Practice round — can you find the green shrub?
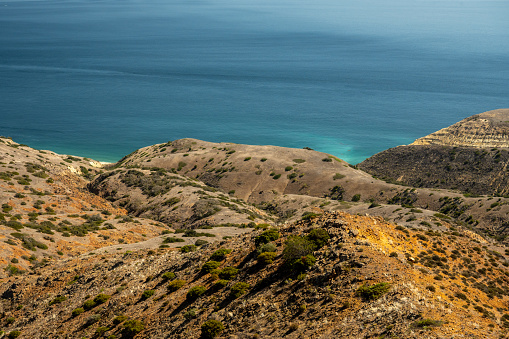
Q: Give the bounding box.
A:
[123,319,144,336]
[285,166,293,171]
[282,236,315,269]
[351,194,361,202]
[7,331,21,339]
[141,290,155,299]
[186,286,206,300]
[201,261,221,274]
[184,307,199,320]
[257,242,277,254]
[255,229,280,246]
[230,282,250,298]
[180,245,197,253]
[357,282,391,301]
[412,319,443,328]
[93,293,111,304]
[195,239,208,246]
[168,279,186,292]
[257,252,276,265]
[162,272,176,281]
[201,319,224,339]
[112,314,128,324]
[96,327,109,336]
[292,254,316,272]
[49,295,67,305]
[216,267,238,280]
[83,299,96,310]
[6,316,15,324]
[306,228,330,249]
[301,212,319,220]
[163,237,185,243]
[212,279,228,290]
[209,248,232,261]
[72,308,85,317]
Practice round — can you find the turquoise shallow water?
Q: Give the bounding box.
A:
[0,0,508,164]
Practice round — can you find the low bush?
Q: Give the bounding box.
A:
[255,229,280,246]
[72,308,84,317]
[186,286,206,300]
[230,282,250,298]
[161,272,175,281]
[201,319,224,339]
[216,267,238,280]
[209,248,232,261]
[168,279,186,292]
[180,245,197,253]
[93,293,111,304]
[357,282,391,301]
[141,290,155,299]
[201,261,221,274]
[123,319,144,336]
[49,295,67,305]
[257,252,276,265]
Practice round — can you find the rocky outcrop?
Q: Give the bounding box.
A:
[412,109,509,148]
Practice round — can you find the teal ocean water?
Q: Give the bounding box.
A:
[1,0,508,164]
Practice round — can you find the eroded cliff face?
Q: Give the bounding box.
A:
[412,109,509,148]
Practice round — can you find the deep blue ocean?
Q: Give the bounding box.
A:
[1,0,508,164]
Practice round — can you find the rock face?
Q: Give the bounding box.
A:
[359,108,509,197]
[412,109,509,148]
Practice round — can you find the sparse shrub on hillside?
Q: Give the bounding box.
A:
[168,279,186,292]
[195,239,208,246]
[257,242,276,254]
[96,327,109,336]
[293,159,306,163]
[180,245,197,253]
[301,211,319,220]
[282,236,315,269]
[122,319,144,336]
[351,194,361,202]
[209,248,232,261]
[141,290,155,299]
[285,166,293,171]
[306,228,330,249]
[322,157,332,162]
[184,307,199,320]
[257,252,277,265]
[216,267,238,280]
[112,314,128,324]
[201,261,221,274]
[327,185,345,200]
[49,295,67,305]
[255,229,280,246]
[84,314,101,327]
[357,282,391,301]
[333,173,345,180]
[212,279,229,290]
[186,286,206,300]
[162,272,176,281]
[230,282,250,298]
[201,319,224,339]
[163,237,185,243]
[412,319,443,328]
[7,331,21,339]
[72,308,84,317]
[94,293,111,305]
[83,299,96,310]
